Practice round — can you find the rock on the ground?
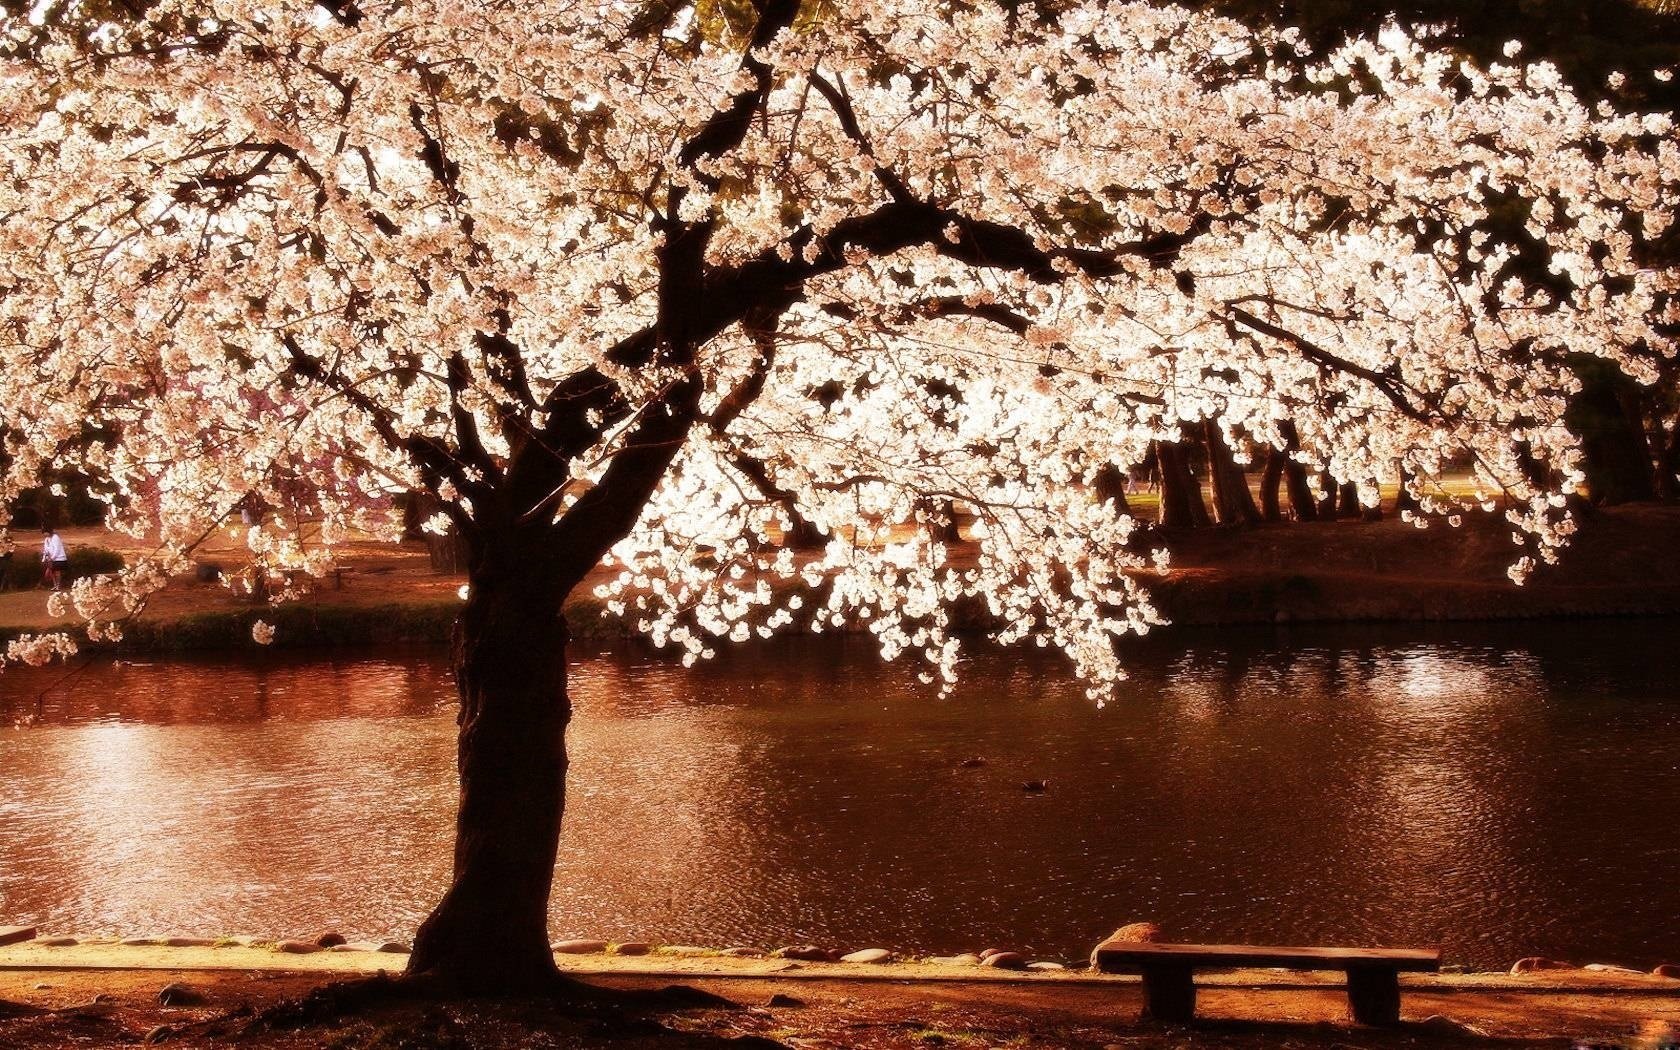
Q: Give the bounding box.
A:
[314,931,346,948]
[720,947,765,958]
[1509,956,1572,974]
[841,948,893,964]
[551,939,609,954]
[1108,922,1162,943]
[162,937,217,948]
[1584,963,1643,975]
[157,983,207,1006]
[981,952,1028,970]
[37,936,78,947]
[610,942,652,956]
[771,946,831,961]
[1654,964,1680,979]
[1026,961,1065,971]
[119,936,162,946]
[273,940,323,954]
[766,993,805,1008]
[375,942,411,954]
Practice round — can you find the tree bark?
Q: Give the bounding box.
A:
[1259,447,1284,522]
[1565,358,1657,505]
[1203,421,1262,526]
[1337,480,1361,520]
[1155,440,1211,527]
[925,498,964,544]
[1395,465,1420,515]
[1277,422,1317,522]
[1094,463,1131,517]
[407,534,570,994]
[1316,472,1338,521]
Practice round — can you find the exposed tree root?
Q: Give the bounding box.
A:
[143,968,752,1046]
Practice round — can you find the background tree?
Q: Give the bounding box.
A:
[1,0,1674,997]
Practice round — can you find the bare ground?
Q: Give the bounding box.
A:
[2,953,1679,1049]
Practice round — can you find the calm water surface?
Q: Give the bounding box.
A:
[1,621,1677,968]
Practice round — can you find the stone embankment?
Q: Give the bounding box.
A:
[6,924,1679,985]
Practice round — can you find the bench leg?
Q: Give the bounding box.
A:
[1141,964,1197,1023]
[1346,966,1401,1025]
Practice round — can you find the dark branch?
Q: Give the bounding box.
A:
[1227,306,1431,421]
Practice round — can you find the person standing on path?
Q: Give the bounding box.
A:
[40,526,68,591]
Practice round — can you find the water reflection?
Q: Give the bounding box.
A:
[0,622,1677,968]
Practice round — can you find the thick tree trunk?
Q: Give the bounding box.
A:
[1316,472,1338,520]
[1094,463,1132,517]
[1259,447,1284,522]
[1395,466,1420,515]
[1565,358,1657,505]
[1283,461,1317,522]
[1156,440,1211,528]
[408,541,570,994]
[1336,481,1361,520]
[1275,421,1316,522]
[1203,421,1262,526]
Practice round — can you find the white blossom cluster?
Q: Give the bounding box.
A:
[0,0,1673,691]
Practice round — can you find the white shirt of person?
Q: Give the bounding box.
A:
[42,533,67,562]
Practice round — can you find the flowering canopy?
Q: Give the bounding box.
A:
[2,0,1675,689]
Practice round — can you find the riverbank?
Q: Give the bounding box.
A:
[2,942,1678,1048]
[2,505,1678,653]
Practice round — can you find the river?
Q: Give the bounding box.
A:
[1,619,1676,969]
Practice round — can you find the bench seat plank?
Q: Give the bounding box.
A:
[1094,941,1440,973]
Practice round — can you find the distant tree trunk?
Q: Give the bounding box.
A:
[1156,440,1211,527]
[1395,466,1420,515]
[1360,484,1383,522]
[1284,463,1318,522]
[401,491,427,540]
[1316,472,1338,520]
[408,528,569,993]
[409,491,472,572]
[1658,416,1680,500]
[1259,447,1284,522]
[1565,358,1657,505]
[1277,421,1316,522]
[1337,481,1361,519]
[927,498,964,544]
[428,527,471,573]
[1203,421,1262,526]
[1094,463,1131,517]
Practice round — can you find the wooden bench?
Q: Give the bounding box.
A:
[1092,940,1441,1025]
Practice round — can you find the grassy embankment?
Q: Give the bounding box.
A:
[2,503,1678,654]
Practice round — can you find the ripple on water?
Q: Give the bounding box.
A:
[0,622,1678,965]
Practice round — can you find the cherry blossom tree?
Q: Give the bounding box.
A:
[2,0,1675,994]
